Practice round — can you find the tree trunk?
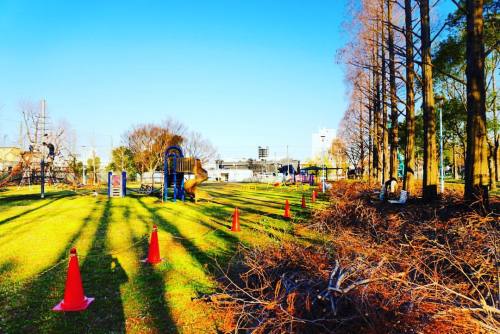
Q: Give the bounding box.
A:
[372,48,381,182]
[464,0,489,207]
[359,101,365,176]
[488,67,497,190]
[403,0,415,195]
[381,1,389,183]
[373,29,383,184]
[387,0,399,181]
[420,0,438,202]
[491,64,499,182]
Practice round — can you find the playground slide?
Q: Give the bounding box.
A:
[183,159,208,200]
[0,160,24,187]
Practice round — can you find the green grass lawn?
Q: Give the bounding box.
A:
[0,182,326,334]
[443,179,500,196]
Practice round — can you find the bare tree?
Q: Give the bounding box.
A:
[125,121,184,184]
[19,100,42,149]
[184,131,217,164]
[18,99,66,162]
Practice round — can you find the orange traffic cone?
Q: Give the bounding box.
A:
[284,199,291,219]
[312,190,317,203]
[231,207,241,232]
[301,195,306,208]
[53,248,94,312]
[142,225,162,264]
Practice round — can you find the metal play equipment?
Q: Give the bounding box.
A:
[107,171,127,198]
[296,173,315,186]
[0,151,67,198]
[0,101,73,197]
[162,145,208,202]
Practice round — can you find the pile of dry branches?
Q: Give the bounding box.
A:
[212,243,380,333]
[211,181,499,333]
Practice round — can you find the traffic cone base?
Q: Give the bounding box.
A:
[53,296,94,312]
[140,257,163,264]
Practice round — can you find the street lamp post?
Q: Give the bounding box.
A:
[439,105,445,193]
[436,96,445,194]
[321,135,326,193]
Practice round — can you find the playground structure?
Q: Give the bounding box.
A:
[297,166,345,184]
[107,171,127,198]
[0,99,75,196]
[0,150,71,194]
[295,173,316,185]
[163,146,208,202]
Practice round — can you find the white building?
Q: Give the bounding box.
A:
[311,128,336,160]
[205,162,254,182]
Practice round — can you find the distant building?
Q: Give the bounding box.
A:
[258,146,269,160]
[213,169,254,182]
[205,157,300,182]
[311,128,336,159]
[0,147,21,171]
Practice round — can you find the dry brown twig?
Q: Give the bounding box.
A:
[207,181,499,333]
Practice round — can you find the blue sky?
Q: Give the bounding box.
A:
[0,1,453,162]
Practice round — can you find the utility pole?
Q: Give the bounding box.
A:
[41,99,46,140]
[38,99,48,152]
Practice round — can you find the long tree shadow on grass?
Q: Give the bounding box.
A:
[136,198,240,273]
[32,198,133,333]
[0,196,68,227]
[50,198,129,333]
[0,190,76,205]
[197,199,327,250]
[0,198,88,244]
[206,190,289,209]
[202,198,311,231]
[123,203,178,333]
[0,198,125,333]
[206,191,311,222]
[197,204,301,245]
[204,185,307,203]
